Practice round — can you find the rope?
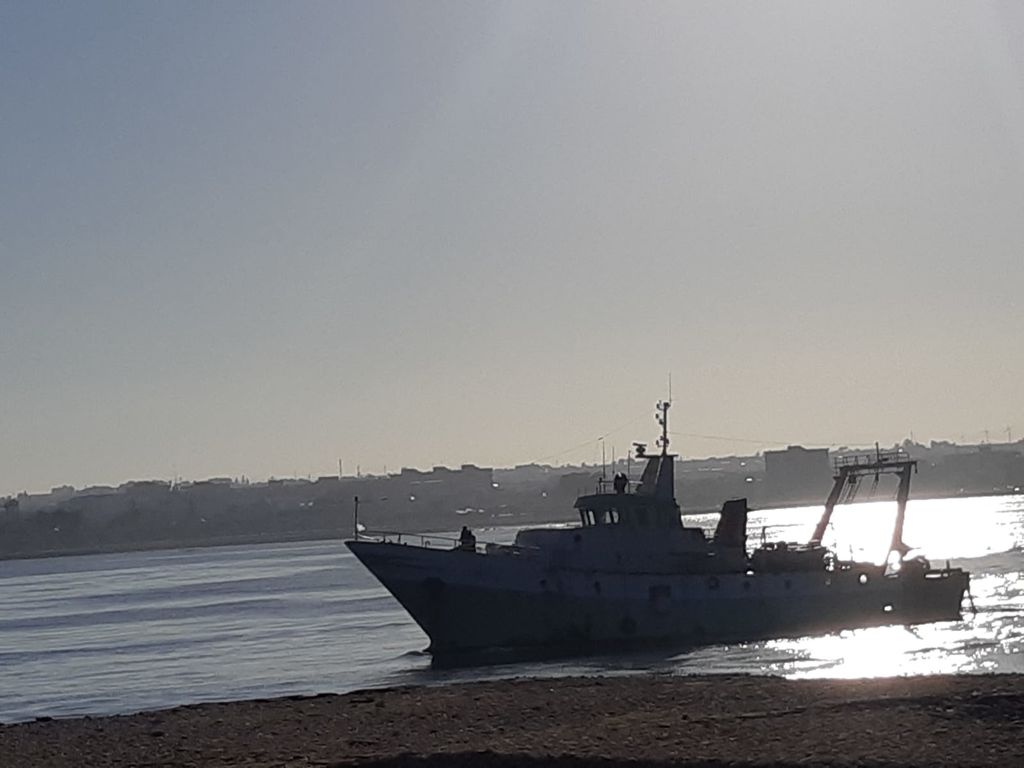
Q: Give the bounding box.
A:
[529,411,650,465]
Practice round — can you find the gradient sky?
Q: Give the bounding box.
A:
[2,1,1023,495]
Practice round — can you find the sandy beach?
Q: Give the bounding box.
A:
[2,674,1023,767]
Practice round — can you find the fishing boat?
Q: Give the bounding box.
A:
[347,402,970,660]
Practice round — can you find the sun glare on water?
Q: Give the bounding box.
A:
[759,495,1023,565]
[725,495,1024,679]
[765,623,995,679]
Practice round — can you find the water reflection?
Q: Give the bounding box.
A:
[744,494,1024,680]
[763,624,993,679]
[1,495,1021,722]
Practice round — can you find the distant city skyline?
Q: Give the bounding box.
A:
[4,418,1019,497]
[3,2,1023,497]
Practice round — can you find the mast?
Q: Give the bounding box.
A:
[656,400,670,456]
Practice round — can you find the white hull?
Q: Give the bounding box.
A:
[347,540,968,657]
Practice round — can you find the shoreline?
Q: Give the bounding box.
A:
[4,489,1021,563]
[3,674,1023,767]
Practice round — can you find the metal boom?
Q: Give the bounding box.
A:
[810,447,917,560]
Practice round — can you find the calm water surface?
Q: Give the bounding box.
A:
[1,495,1022,722]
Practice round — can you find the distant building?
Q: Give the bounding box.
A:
[49,485,76,503]
[1,496,19,522]
[940,444,1024,493]
[119,480,172,503]
[78,485,117,497]
[764,446,832,503]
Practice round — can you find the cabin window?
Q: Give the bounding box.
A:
[584,508,618,525]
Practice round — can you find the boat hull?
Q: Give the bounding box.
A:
[346,540,968,659]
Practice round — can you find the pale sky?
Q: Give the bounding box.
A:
[2,1,1023,496]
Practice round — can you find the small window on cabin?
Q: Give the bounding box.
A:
[609,508,619,524]
[586,509,596,526]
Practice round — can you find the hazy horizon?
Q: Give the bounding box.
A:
[3,411,1018,497]
[3,2,1023,497]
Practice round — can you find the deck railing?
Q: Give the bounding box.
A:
[833,449,913,471]
[355,529,462,549]
[354,529,539,556]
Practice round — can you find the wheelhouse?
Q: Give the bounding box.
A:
[573,493,681,529]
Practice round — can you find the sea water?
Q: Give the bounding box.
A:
[1,495,1022,723]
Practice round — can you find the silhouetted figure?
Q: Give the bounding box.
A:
[458,525,476,552]
[613,473,628,494]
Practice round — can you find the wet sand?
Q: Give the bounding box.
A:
[3,674,1022,767]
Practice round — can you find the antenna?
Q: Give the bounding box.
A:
[668,372,672,404]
